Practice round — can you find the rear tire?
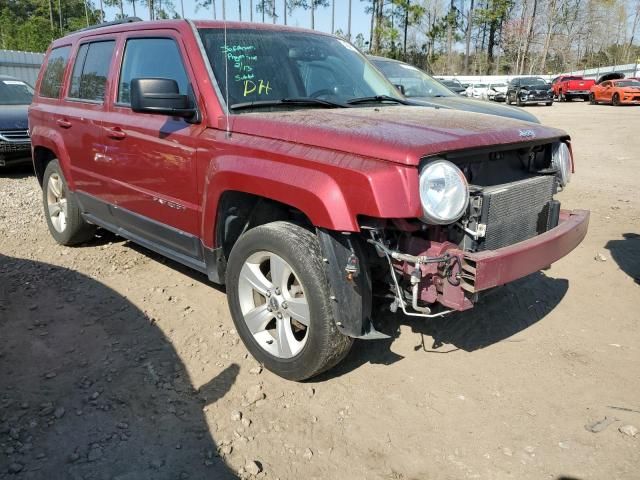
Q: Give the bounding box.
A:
[226,221,353,381]
[546,102,553,106]
[42,160,95,246]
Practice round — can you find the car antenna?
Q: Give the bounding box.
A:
[223,18,231,138]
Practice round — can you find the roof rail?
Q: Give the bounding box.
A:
[75,17,143,33]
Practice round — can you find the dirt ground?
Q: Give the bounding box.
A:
[1,102,639,480]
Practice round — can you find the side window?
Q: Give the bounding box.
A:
[39,46,71,98]
[68,40,116,102]
[118,38,189,105]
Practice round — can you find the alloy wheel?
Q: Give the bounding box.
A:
[237,251,310,359]
[46,173,68,233]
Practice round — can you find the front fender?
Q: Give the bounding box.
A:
[198,132,422,248]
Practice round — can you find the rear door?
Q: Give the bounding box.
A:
[59,37,117,200]
[100,31,205,261]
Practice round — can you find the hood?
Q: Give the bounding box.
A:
[411,96,540,123]
[0,105,29,130]
[490,86,508,93]
[597,72,625,84]
[228,106,563,166]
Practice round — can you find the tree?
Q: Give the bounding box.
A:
[0,0,101,52]
[290,0,329,29]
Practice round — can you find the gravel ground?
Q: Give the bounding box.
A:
[1,101,639,479]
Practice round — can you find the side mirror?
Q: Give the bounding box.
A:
[130,78,196,119]
[394,84,406,95]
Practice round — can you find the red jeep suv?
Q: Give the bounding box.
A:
[29,19,589,380]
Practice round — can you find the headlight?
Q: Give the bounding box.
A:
[551,142,572,187]
[419,160,469,224]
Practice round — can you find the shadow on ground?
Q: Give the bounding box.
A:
[320,271,568,381]
[605,233,640,284]
[0,164,33,179]
[0,254,238,479]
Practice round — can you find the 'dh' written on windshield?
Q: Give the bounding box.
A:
[221,44,272,97]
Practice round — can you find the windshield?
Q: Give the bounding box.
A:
[472,83,487,88]
[617,80,640,87]
[521,78,548,86]
[372,61,453,98]
[0,79,33,105]
[198,28,402,110]
[489,83,506,88]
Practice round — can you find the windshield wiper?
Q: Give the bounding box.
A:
[229,97,346,111]
[346,95,410,105]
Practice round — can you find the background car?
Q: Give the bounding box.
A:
[0,75,33,168]
[483,82,508,102]
[437,78,466,95]
[370,57,539,123]
[590,78,640,105]
[551,75,595,101]
[506,77,553,106]
[465,82,489,99]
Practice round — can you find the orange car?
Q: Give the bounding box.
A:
[590,78,640,105]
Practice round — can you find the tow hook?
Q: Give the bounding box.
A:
[344,253,360,281]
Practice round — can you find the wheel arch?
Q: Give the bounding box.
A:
[30,127,74,188]
[33,146,57,186]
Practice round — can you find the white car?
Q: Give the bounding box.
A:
[483,83,508,101]
[465,83,489,99]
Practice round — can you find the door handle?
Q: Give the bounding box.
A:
[56,119,72,129]
[106,127,127,140]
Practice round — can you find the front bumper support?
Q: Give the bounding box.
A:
[459,209,589,293]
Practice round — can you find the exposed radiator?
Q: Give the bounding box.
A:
[478,175,555,251]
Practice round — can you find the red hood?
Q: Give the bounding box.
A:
[225,106,567,166]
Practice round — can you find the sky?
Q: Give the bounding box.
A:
[102,1,373,41]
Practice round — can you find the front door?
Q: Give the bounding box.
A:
[101,33,205,261]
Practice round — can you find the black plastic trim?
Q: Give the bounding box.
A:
[75,191,225,283]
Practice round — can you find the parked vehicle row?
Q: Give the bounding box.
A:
[370,57,540,122]
[28,19,588,380]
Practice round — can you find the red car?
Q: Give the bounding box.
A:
[28,19,589,380]
[551,75,595,101]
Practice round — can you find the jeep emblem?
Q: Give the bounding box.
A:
[519,129,536,138]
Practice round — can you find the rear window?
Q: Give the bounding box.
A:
[68,40,116,102]
[39,46,71,98]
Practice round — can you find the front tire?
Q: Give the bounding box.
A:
[589,93,596,104]
[226,221,353,381]
[612,93,621,106]
[516,94,524,107]
[42,160,95,246]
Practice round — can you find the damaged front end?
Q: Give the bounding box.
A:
[319,140,589,338]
